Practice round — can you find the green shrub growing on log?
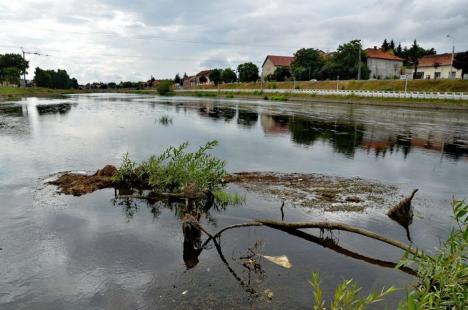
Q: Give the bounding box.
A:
[113,141,227,194]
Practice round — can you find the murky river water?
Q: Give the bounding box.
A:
[0,94,467,309]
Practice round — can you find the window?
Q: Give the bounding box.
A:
[449,71,456,79]
[435,72,441,79]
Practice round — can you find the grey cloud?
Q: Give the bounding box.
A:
[1,0,466,83]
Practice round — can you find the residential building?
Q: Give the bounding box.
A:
[261,55,295,80]
[415,53,463,79]
[365,47,404,79]
[182,70,213,88]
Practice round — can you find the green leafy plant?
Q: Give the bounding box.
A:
[113,141,227,194]
[270,94,289,101]
[397,200,468,309]
[310,272,397,309]
[157,80,173,95]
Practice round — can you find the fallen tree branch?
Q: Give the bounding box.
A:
[208,220,422,258]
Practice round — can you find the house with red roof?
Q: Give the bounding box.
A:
[261,55,295,80]
[365,47,403,79]
[414,53,463,79]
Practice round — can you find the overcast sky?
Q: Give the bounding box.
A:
[1,0,467,83]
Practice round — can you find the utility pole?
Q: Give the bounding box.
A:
[20,47,50,87]
[446,35,455,79]
[357,47,362,80]
[404,74,409,93]
[336,75,339,91]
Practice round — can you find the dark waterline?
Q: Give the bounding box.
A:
[0,94,467,309]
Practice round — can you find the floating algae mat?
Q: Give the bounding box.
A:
[226,172,399,212]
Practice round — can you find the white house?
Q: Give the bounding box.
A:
[365,47,404,79]
[261,55,295,80]
[415,53,463,79]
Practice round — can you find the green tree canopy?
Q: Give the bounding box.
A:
[209,69,223,85]
[0,53,29,84]
[329,40,369,80]
[237,62,259,82]
[33,67,78,89]
[453,51,468,79]
[221,68,237,83]
[381,39,390,51]
[174,73,181,85]
[291,48,325,81]
[271,67,291,81]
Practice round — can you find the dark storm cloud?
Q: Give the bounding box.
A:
[0,0,466,82]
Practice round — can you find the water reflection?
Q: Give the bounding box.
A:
[194,106,468,160]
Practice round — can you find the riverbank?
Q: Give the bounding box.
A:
[3,86,468,110]
[192,79,468,92]
[171,90,468,110]
[0,87,89,101]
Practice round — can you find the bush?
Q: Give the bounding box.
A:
[397,200,468,309]
[157,80,173,95]
[311,272,397,309]
[113,141,227,194]
[270,94,288,101]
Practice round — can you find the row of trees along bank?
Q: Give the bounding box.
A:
[0,53,78,89]
[173,39,468,84]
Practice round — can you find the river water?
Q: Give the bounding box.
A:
[0,94,467,309]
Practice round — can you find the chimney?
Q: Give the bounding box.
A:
[374,46,377,50]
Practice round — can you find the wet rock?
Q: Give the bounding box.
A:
[36,103,71,115]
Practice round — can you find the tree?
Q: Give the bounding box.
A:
[237,62,259,82]
[157,80,173,95]
[329,40,370,80]
[382,39,390,51]
[407,40,426,78]
[453,51,468,79]
[174,73,181,85]
[209,69,223,85]
[33,67,78,89]
[272,67,291,81]
[33,67,52,87]
[0,53,29,84]
[69,78,79,89]
[291,48,325,81]
[1,67,21,84]
[221,68,237,83]
[389,40,395,51]
[395,43,403,57]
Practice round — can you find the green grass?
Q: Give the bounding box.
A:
[178,90,468,107]
[0,86,84,99]
[189,80,468,92]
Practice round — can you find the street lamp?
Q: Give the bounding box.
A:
[446,34,455,79]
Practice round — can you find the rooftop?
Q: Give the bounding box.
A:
[264,55,295,67]
[418,53,454,67]
[365,48,403,61]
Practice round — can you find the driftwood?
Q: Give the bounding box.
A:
[205,219,421,257]
[387,189,418,241]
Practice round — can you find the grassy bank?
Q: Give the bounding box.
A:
[0,87,89,101]
[178,90,468,110]
[192,80,468,92]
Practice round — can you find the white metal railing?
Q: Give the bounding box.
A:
[177,88,468,100]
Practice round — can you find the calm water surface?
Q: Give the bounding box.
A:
[0,94,467,309]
